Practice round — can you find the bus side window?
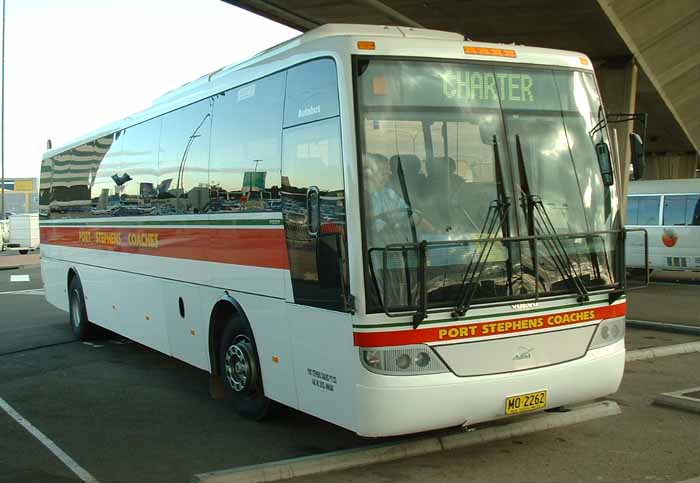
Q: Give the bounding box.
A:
[637,196,660,226]
[281,58,348,311]
[120,119,161,216]
[626,197,639,224]
[686,195,700,226]
[210,73,285,213]
[663,195,686,226]
[158,100,212,215]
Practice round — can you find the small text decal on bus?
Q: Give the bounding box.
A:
[298,105,321,118]
[307,368,337,392]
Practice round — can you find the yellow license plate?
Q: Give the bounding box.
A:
[505,390,547,415]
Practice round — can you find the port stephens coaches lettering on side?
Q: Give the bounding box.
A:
[40,24,630,437]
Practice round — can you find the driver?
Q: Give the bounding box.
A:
[363,153,414,246]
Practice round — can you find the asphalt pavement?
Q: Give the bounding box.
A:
[0,261,699,482]
[627,281,700,327]
[290,352,700,483]
[0,264,74,356]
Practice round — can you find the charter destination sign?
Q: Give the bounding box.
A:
[441,70,535,103]
[362,61,571,111]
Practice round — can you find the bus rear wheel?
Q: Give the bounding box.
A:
[68,277,97,340]
[219,317,270,420]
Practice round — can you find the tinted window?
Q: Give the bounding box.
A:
[283,117,344,193]
[158,99,212,215]
[626,197,639,225]
[44,136,113,219]
[687,195,700,226]
[210,73,285,212]
[119,119,161,216]
[91,131,125,215]
[637,196,660,225]
[281,116,348,310]
[663,195,686,226]
[283,59,339,128]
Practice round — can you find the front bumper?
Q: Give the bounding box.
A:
[354,340,625,437]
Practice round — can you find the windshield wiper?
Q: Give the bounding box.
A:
[451,135,511,318]
[515,135,589,302]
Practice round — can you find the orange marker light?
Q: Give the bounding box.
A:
[272,356,280,363]
[357,40,376,50]
[464,46,516,58]
[579,57,590,65]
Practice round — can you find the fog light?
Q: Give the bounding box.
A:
[359,345,449,375]
[590,316,625,350]
[415,351,431,367]
[396,354,411,369]
[363,350,382,369]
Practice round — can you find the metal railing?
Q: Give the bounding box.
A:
[367,227,649,322]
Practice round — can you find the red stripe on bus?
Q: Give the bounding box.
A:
[40,226,289,270]
[353,302,627,347]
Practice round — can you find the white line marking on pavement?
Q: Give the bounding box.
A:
[10,274,30,282]
[0,288,45,296]
[0,396,101,482]
[82,342,104,348]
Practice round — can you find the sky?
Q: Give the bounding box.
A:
[1,0,299,180]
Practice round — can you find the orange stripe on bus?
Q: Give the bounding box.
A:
[40,226,289,270]
[353,303,627,347]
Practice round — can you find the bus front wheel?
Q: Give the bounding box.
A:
[219,317,270,420]
[68,277,97,340]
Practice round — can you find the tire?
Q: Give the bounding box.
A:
[68,277,97,340]
[219,315,270,420]
[19,249,28,255]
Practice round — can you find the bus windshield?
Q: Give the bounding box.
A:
[356,58,620,313]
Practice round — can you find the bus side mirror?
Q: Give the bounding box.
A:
[630,133,645,180]
[595,142,614,186]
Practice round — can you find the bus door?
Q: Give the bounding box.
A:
[280,59,355,430]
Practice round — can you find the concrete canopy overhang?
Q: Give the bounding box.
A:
[223,0,697,156]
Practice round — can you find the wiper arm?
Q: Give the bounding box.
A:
[515,135,589,302]
[395,156,418,244]
[452,135,511,318]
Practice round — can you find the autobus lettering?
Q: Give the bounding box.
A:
[93,231,122,246]
[546,310,595,326]
[127,232,159,249]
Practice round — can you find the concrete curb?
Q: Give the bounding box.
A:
[191,400,620,483]
[626,341,700,362]
[628,319,700,337]
[653,386,700,415]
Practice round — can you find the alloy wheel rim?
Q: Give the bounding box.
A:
[224,338,252,393]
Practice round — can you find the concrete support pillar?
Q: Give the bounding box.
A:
[595,57,638,222]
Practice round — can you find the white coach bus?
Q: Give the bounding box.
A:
[40,24,633,437]
[625,179,700,272]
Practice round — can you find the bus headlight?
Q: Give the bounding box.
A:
[589,316,625,350]
[360,345,449,375]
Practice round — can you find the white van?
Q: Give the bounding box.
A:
[8,213,40,254]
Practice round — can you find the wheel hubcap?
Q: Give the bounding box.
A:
[224,338,253,392]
